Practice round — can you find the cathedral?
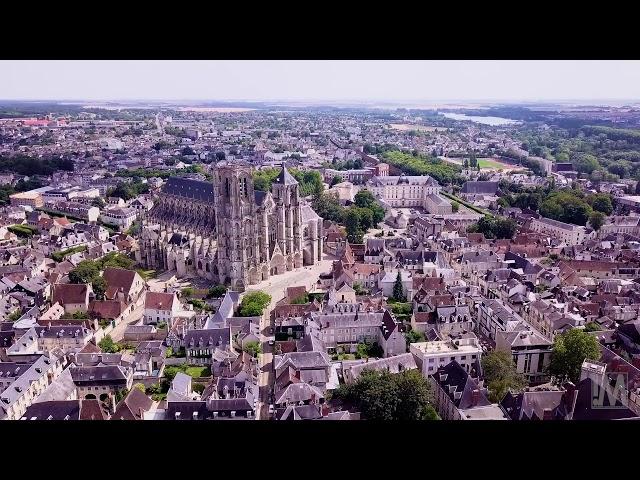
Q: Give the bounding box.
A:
[136,162,323,291]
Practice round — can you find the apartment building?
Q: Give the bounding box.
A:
[495,322,553,383]
[100,207,137,230]
[0,355,61,420]
[529,217,588,245]
[410,333,483,377]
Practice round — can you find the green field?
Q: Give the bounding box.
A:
[477,158,506,169]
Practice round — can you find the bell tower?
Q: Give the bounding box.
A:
[213,163,255,290]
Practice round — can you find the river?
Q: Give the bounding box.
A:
[441,112,520,126]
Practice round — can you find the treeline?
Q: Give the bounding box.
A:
[252,168,323,197]
[107,181,149,201]
[379,150,462,185]
[322,158,364,171]
[313,189,385,243]
[0,155,74,176]
[499,182,614,227]
[467,217,517,239]
[115,164,205,180]
[581,125,640,144]
[539,189,613,227]
[517,124,640,180]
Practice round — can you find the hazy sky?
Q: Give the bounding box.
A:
[1,60,640,103]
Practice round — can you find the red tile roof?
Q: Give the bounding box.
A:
[144,292,176,311]
[52,283,90,306]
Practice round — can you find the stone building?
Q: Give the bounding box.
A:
[137,163,323,290]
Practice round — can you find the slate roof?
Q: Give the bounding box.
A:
[571,377,638,420]
[274,382,324,405]
[433,360,492,409]
[501,390,568,421]
[69,365,129,386]
[461,181,499,195]
[21,400,81,420]
[112,387,153,420]
[166,401,209,420]
[184,328,230,349]
[274,165,298,186]
[274,351,331,372]
[279,404,323,420]
[163,177,214,203]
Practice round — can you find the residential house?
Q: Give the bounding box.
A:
[429,360,508,420]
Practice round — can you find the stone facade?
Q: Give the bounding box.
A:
[137,163,323,290]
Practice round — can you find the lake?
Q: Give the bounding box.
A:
[441,112,520,126]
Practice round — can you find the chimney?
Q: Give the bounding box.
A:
[563,381,577,414]
[471,388,480,406]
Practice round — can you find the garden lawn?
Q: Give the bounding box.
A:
[477,158,506,169]
[185,366,211,378]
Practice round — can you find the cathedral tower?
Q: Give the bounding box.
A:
[271,164,303,270]
[213,163,256,290]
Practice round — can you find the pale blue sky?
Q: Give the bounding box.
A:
[1,60,639,103]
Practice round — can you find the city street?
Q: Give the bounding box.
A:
[247,253,335,419]
[109,292,146,342]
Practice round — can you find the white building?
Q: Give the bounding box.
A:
[143,291,180,327]
[529,217,588,245]
[100,207,138,231]
[410,333,483,377]
[367,174,441,209]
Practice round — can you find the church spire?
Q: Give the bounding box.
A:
[275,163,298,186]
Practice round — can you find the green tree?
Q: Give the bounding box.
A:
[584,322,602,332]
[181,287,195,298]
[92,276,107,300]
[242,341,262,358]
[238,291,272,317]
[392,271,406,301]
[589,194,613,215]
[193,383,206,395]
[206,285,227,298]
[344,208,363,243]
[451,201,460,213]
[98,335,120,353]
[91,197,106,208]
[589,211,606,231]
[133,383,146,393]
[574,154,600,174]
[467,216,517,239]
[312,192,345,223]
[330,175,342,187]
[482,350,527,402]
[352,282,367,295]
[549,328,601,383]
[405,329,425,347]
[69,260,100,284]
[332,369,438,420]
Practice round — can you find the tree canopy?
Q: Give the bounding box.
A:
[481,350,527,402]
[379,150,462,185]
[549,328,601,383]
[331,369,439,420]
[467,216,517,239]
[238,291,272,317]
